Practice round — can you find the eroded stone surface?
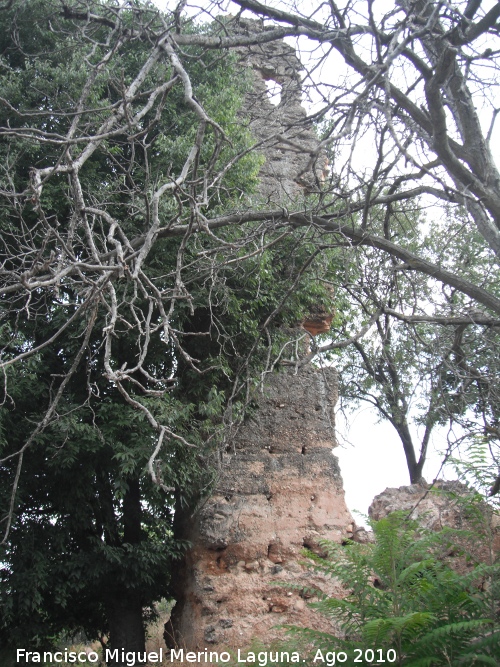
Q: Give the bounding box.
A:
[369,480,500,567]
[371,480,481,528]
[167,368,353,650]
[165,23,347,651]
[234,18,328,203]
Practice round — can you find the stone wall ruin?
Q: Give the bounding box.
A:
[165,23,500,650]
[165,22,351,651]
[167,368,354,649]
[235,18,328,202]
[370,481,500,565]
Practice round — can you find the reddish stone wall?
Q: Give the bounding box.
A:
[369,480,500,568]
[167,368,354,650]
[165,24,346,651]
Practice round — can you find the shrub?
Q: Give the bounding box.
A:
[285,511,500,666]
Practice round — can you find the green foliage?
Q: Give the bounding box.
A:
[325,200,500,483]
[284,511,500,666]
[0,0,340,651]
[452,438,500,511]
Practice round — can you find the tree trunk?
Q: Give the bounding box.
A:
[106,594,146,665]
[164,489,194,649]
[105,477,146,665]
[393,420,424,484]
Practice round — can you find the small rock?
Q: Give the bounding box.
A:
[245,560,259,571]
[204,626,217,643]
[351,528,374,544]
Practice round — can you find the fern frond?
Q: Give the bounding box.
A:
[409,618,494,654]
[284,510,500,667]
[404,658,439,667]
[455,653,500,666]
[363,611,434,644]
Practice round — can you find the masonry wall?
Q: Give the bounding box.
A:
[235,18,328,202]
[167,367,354,649]
[165,22,350,650]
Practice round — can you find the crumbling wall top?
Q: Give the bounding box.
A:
[232,18,327,201]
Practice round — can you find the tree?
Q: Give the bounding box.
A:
[112,0,500,487]
[326,206,500,483]
[189,0,500,487]
[0,0,336,654]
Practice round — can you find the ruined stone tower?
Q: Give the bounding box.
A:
[167,368,353,649]
[166,20,352,650]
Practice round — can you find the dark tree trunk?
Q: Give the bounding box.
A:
[104,477,146,665]
[164,489,196,649]
[394,419,424,484]
[106,594,146,665]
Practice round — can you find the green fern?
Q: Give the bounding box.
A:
[284,510,500,666]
